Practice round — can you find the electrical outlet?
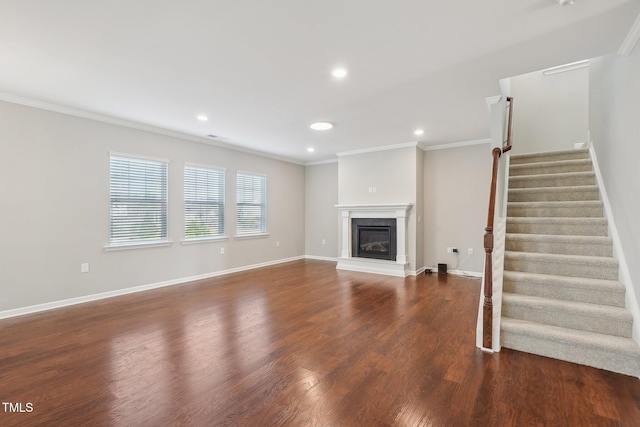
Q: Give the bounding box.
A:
[447,247,452,254]
[322,239,326,245]
[80,263,89,273]
[468,248,473,255]
[276,241,280,247]
[220,247,225,255]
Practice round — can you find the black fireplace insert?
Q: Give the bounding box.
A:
[352,218,397,261]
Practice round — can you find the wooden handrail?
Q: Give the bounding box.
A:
[483,147,502,348]
[483,96,514,349]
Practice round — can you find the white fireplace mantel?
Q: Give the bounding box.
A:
[335,203,413,277]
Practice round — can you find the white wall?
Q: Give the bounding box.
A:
[588,50,640,316]
[0,101,305,312]
[305,162,339,259]
[423,143,491,274]
[507,66,589,154]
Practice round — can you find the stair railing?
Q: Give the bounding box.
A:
[478,96,513,351]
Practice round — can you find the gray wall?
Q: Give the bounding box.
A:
[589,50,640,312]
[423,143,491,274]
[0,101,305,312]
[508,67,589,154]
[305,162,339,259]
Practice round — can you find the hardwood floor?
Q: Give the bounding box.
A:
[1,259,639,426]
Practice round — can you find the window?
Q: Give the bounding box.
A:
[236,172,267,236]
[184,164,225,239]
[109,154,168,245]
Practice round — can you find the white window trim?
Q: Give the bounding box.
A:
[104,240,173,251]
[109,151,170,164]
[234,232,270,240]
[181,236,229,245]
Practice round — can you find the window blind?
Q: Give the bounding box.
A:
[184,165,225,239]
[236,172,267,235]
[109,155,168,244]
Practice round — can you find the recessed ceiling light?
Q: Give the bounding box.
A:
[331,68,348,78]
[310,122,333,131]
[197,114,208,121]
[307,147,315,153]
[414,129,424,136]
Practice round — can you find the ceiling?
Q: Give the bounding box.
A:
[1,1,639,164]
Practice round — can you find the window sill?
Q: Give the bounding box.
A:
[235,232,270,240]
[104,240,173,251]
[181,236,229,245]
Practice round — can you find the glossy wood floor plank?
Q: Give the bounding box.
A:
[1,260,639,426]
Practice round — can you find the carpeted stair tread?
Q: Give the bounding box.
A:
[506,233,612,245]
[505,233,613,256]
[508,185,600,202]
[509,148,590,165]
[501,317,640,377]
[503,271,625,307]
[507,200,603,218]
[508,171,596,188]
[505,217,608,236]
[504,251,618,280]
[504,250,618,266]
[509,159,593,176]
[502,292,632,337]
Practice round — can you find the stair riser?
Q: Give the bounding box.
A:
[509,175,595,188]
[507,205,603,218]
[505,240,612,257]
[510,151,590,165]
[508,189,600,202]
[503,280,625,306]
[504,257,618,280]
[510,163,592,177]
[502,304,632,337]
[501,331,640,377]
[506,222,608,236]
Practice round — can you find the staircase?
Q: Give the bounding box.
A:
[500,148,640,377]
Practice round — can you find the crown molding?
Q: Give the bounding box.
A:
[619,12,640,56]
[0,92,306,166]
[422,138,491,152]
[305,158,339,166]
[336,141,419,158]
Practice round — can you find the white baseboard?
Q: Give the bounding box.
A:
[304,255,338,262]
[425,266,482,278]
[589,146,640,344]
[411,267,426,276]
[0,256,305,321]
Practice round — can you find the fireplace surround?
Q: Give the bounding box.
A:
[336,203,413,276]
